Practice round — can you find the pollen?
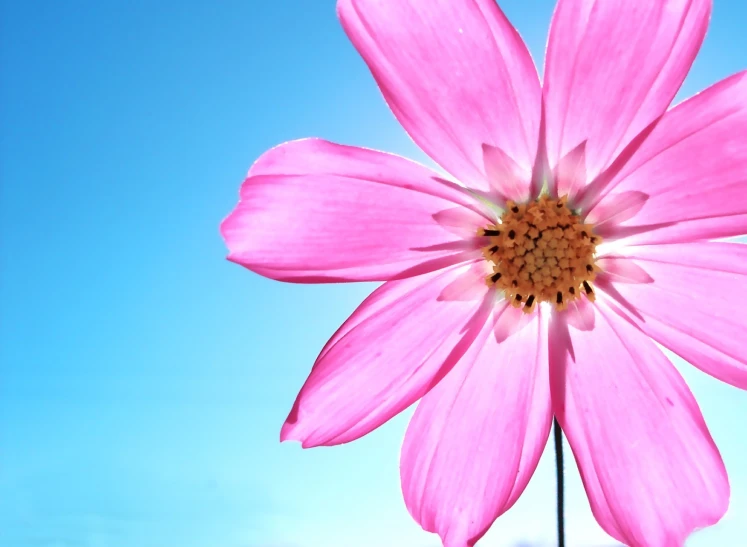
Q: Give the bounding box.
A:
[478,195,601,313]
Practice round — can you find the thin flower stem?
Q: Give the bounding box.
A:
[554,417,565,547]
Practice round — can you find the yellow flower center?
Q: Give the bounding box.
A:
[479,195,601,313]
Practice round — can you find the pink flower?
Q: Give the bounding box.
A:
[221,1,746,545]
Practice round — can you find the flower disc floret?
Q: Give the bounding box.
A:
[480,195,601,312]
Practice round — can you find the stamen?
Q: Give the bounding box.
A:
[479,195,601,312]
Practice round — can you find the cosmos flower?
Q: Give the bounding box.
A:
[221,0,746,545]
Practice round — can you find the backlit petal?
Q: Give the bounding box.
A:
[338,0,541,193]
[549,303,729,546]
[544,0,711,190]
[598,243,747,389]
[222,139,490,282]
[401,306,551,547]
[582,71,747,245]
[281,261,492,447]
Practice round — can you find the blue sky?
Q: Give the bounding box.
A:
[1,1,746,546]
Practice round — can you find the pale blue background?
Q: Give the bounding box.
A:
[1,1,746,546]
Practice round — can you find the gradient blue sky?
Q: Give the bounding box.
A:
[1,1,746,546]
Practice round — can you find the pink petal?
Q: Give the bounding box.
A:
[544,0,711,188]
[553,141,587,203]
[582,71,747,245]
[281,261,492,447]
[482,144,533,204]
[584,191,648,235]
[401,306,551,547]
[221,139,491,283]
[337,0,541,193]
[549,303,729,546]
[564,295,596,331]
[595,256,654,285]
[597,242,747,389]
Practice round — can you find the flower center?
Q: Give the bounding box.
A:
[479,195,601,313]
